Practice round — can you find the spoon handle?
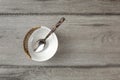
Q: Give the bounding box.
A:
[44,17,65,40]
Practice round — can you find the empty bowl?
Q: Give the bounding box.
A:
[23,26,58,61]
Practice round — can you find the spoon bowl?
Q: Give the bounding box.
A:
[33,39,46,52]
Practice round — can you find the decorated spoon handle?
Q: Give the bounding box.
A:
[44,17,65,40]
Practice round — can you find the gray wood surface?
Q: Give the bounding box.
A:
[0,0,120,79]
[0,67,120,80]
[0,0,120,14]
[0,15,120,66]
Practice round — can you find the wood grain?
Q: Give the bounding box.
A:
[0,15,120,66]
[0,67,120,80]
[0,0,120,79]
[0,0,120,14]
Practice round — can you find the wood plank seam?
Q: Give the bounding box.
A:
[0,13,120,16]
[1,64,120,68]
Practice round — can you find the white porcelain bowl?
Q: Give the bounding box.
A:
[27,26,58,61]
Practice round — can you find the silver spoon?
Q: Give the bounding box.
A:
[33,17,65,52]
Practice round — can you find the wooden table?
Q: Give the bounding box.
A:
[0,0,120,79]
